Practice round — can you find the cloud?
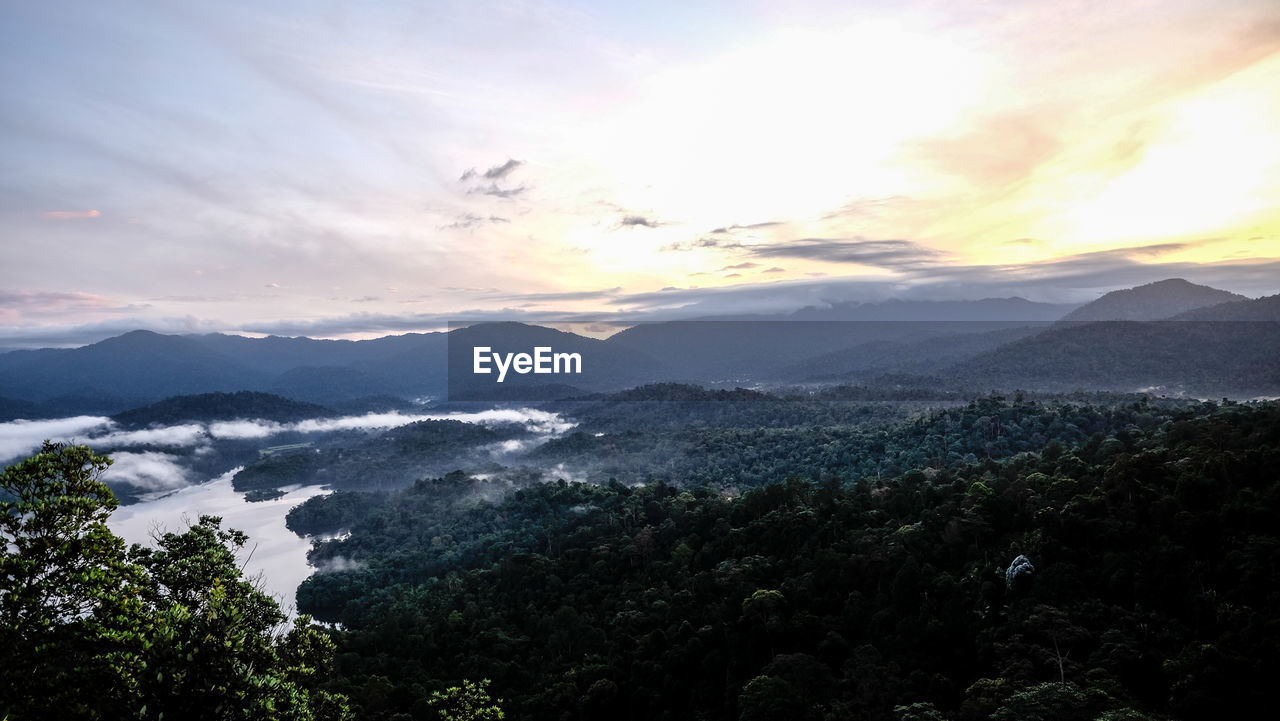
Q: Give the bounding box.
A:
[482,159,523,180]
[605,277,900,315]
[0,291,119,315]
[821,195,916,221]
[896,242,1246,301]
[746,238,943,270]
[662,236,742,252]
[460,159,524,182]
[1000,238,1046,248]
[468,183,527,198]
[721,262,759,270]
[288,408,574,436]
[213,413,452,437]
[0,315,228,351]
[432,408,573,434]
[906,110,1065,187]
[710,221,783,234]
[7,236,1274,347]
[486,287,622,303]
[292,412,431,433]
[4,113,248,209]
[441,213,510,230]
[459,159,527,198]
[312,556,365,574]
[237,305,651,337]
[620,215,661,228]
[97,424,207,448]
[42,209,100,220]
[105,451,191,491]
[0,416,112,462]
[604,243,1280,315]
[207,420,285,440]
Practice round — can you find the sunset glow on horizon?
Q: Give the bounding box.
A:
[2,0,1279,346]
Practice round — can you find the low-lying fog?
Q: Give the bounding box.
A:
[0,408,571,492]
[0,407,574,613]
[107,469,327,612]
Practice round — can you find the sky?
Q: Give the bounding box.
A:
[2,0,1279,348]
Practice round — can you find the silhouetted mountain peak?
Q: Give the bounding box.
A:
[1060,278,1247,322]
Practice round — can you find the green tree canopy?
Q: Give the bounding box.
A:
[0,442,350,720]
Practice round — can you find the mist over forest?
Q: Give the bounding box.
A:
[4,277,1280,719]
[7,0,1280,715]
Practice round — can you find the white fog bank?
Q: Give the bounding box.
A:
[0,407,572,464]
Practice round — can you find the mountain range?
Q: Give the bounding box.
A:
[1,279,1275,417]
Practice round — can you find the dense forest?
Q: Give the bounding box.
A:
[5,392,1278,720]
[231,419,523,493]
[527,387,1205,487]
[111,391,333,427]
[284,395,1279,720]
[0,443,350,720]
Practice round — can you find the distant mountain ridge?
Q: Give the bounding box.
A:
[1,280,1276,414]
[1169,293,1280,321]
[0,330,267,404]
[788,296,1078,321]
[1059,278,1247,322]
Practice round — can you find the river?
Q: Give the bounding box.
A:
[106,469,329,613]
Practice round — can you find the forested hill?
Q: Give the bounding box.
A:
[111,391,332,427]
[290,397,1280,721]
[947,319,1280,395]
[1058,278,1246,322]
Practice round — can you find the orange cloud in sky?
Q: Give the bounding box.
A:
[41,209,101,220]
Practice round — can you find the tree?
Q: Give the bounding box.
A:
[895,702,949,721]
[737,675,812,721]
[427,678,505,721]
[0,443,350,720]
[0,442,148,718]
[990,682,1092,721]
[132,515,351,720]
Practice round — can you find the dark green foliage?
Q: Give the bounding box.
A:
[533,392,1201,488]
[0,442,147,718]
[112,391,332,427]
[427,678,505,720]
[130,516,353,720]
[0,443,350,720]
[951,320,1280,395]
[287,490,390,536]
[233,419,506,492]
[299,399,1279,720]
[246,487,289,502]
